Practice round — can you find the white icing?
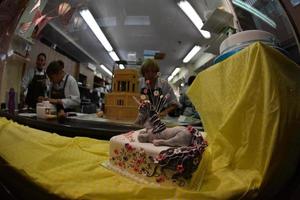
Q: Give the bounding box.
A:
[106,129,207,187]
[220,30,276,54]
[109,130,169,158]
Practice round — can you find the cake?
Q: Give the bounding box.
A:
[103,83,208,187]
[214,30,278,64]
[36,101,56,119]
[219,30,276,54]
[104,127,207,187]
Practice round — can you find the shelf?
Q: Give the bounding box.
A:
[6,52,30,63]
[13,33,34,45]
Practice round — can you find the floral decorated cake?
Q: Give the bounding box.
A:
[103,82,208,187]
[104,126,207,187]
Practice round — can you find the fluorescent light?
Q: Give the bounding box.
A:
[168,67,181,82]
[100,64,112,76]
[171,67,181,77]
[109,51,120,61]
[80,9,113,51]
[183,45,201,63]
[232,0,276,28]
[119,64,125,69]
[177,0,211,39]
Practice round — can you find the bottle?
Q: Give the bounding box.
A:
[8,88,15,115]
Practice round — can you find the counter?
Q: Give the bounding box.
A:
[0,111,202,140]
[0,111,141,140]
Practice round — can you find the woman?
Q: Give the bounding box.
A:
[40,60,80,112]
[140,59,180,117]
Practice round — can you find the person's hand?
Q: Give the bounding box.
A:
[37,96,47,102]
[49,98,61,105]
[57,109,66,123]
[159,111,168,118]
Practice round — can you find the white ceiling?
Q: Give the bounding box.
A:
[41,0,225,78]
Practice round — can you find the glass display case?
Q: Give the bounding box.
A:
[232,0,300,63]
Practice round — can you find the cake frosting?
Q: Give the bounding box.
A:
[220,30,276,54]
[104,127,207,187]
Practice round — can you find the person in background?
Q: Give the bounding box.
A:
[39,60,80,113]
[179,75,200,119]
[21,53,48,109]
[140,59,180,117]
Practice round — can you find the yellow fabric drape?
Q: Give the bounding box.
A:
[188,42,300,199]
[0,42,300,199]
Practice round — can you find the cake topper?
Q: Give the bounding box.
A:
[133,92,208,183]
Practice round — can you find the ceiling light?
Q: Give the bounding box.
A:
[119,64,125,69]
[109,51,120,61]
[183,45,201,63]
[168,67,181,82]
[80,9,113,52]
[124,16,150,26]
[171,67,181,77]
[232,0,276,28]
[100,64,112,76]
[177,0,211,39]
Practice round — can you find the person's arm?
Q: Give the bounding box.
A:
[159,103,178,117]
[21,68,33,91]
[61,75,81,109]
[20,68,34,106]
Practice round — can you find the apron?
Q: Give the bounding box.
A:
[50,75,74,112]
[25,70,47,108]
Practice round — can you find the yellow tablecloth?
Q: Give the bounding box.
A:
[0,42,300,200]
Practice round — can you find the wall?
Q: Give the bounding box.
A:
[79,63,95,89]
[0,55,28,104]
[0,39,79,104]
[27,40,78,77]
[0,0,29,104]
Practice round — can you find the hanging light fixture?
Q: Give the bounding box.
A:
[177,0,211,39]
[58,2,71,16]
[183,45,201,63]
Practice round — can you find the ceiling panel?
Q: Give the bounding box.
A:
[40,0,224,78]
